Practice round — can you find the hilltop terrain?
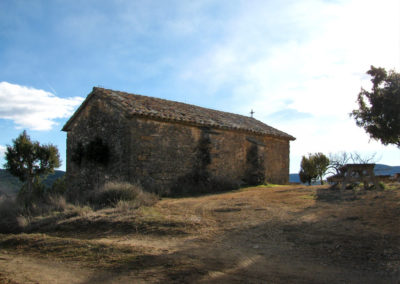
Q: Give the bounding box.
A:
[0,183,399,283]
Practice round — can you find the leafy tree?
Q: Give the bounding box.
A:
[351,66,400,147]
[4,131,61,195]
[299,153,330,185]
[299,156,317,185]
[313,153,330,185]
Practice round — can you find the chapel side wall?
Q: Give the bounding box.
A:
[206,129,248,183]
[127,118,200,194]
[126,121,259,194]
[66,96,131,200]
[125,120,291,193]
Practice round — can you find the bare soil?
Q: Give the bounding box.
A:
[1,184,400,283]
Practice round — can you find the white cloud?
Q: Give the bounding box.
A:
[0,145,6,167]
[0,145,6,156]
[0,82,84,131]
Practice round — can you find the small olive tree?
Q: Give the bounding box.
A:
[299,153,330,185]
[4,131,61,195]
[299,156,317,185]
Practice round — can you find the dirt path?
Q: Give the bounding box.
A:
[0,253,94,284]
[1,184,400,283]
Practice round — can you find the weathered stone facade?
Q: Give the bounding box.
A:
[63,87,294,197]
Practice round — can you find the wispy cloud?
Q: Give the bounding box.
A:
[0,145,6,156]
[173,0,400,171]
[0,82,84,131]
[267,109,313,121]
[0,145,6,166]
[180,0,399,110]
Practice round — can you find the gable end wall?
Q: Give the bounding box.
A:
[65,95,131,200]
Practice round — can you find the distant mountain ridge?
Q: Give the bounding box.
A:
[0,169,65,196]
[374,164,400,176]
[290,164,400,184]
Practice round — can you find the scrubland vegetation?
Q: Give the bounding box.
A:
[0,180,158,234]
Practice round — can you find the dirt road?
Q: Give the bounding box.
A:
[1,184,399,283]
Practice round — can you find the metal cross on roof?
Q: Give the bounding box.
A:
[250,109,255,118]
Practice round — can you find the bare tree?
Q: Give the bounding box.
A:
[328,152,351,175]
[328,151,379,176]
[349,152,378,164]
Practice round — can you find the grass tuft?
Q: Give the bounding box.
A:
[91,182,158,209]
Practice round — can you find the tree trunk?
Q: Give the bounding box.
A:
[27,176,34,194]
[26,166,34,194]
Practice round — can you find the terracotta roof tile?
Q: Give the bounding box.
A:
[63,87,295,140]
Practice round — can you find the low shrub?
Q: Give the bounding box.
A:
[0,194,94,233]
[91,182,158,209]
[0,198,23,233]
[16,178,46,207]
[50,176,67,195]
[47,195,68,212]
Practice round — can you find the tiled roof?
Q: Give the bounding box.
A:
[63,87,295,140]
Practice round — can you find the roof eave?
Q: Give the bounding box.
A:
[61,88,97,132]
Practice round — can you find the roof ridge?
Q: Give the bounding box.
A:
[66,87,295,140]
[94,87,255,121]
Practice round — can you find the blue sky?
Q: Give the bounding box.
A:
[0,0,399,173]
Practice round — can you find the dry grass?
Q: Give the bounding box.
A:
[0,183,399,283]
[0,233,148,270]
[0,181,159,234]
[91,181,158,208]
[0,195,95,233]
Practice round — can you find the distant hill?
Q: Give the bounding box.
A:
[374,164,400,176]
[0,169,65,197]
[289,173,301,183]
[0,169,22,196]
[290,164,400,184]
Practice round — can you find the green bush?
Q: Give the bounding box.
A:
[17,178,46,207]
[50,176,67,195]
[13,177,69,219]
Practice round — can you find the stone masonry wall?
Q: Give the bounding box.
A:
[207,129,289,185]
[263,136,290,184]
[66,96,290,198]
[127,118,199,194]
[125,118,290,194]
[66,96,131,200]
